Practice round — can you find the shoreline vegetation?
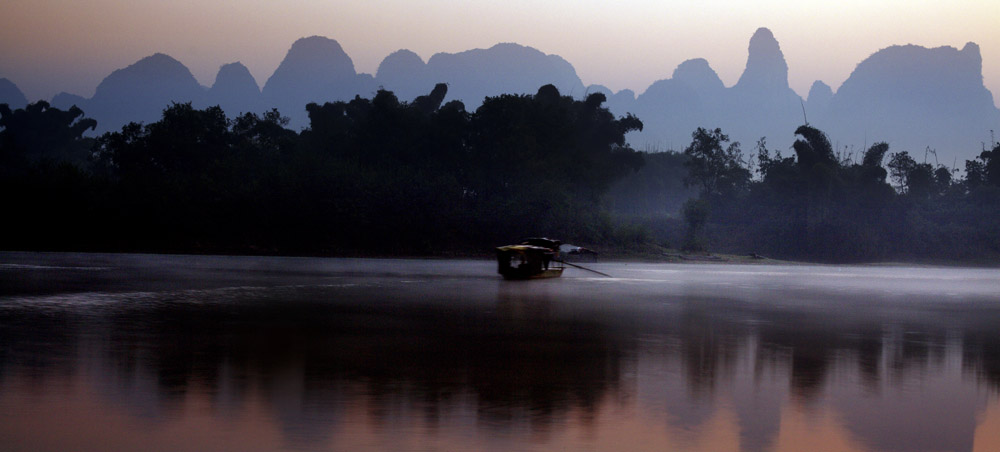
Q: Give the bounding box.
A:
[2,85,999,265]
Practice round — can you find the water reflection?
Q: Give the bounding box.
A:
[2,253,1000,451]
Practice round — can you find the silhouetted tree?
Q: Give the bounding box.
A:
[934,166,953,192]
[792,125,837,170]
[842,142,894,198]
[466,85,643,243]
[887,151,917,193]
[0,101,96,171]
[965,159,987,191]
[861,142,890,168]
[412,83,448,114]
[791,125,843,198]
[683,127,750,199]
[906,163,936,199]
[980,141,1000,187]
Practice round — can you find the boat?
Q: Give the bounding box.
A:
[496,238,564,279]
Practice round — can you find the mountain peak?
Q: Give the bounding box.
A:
[143,52,180,64]
[827,42,1000,162]
[806,80,834,113]
[962,42,983,74]
[807,80,833,101]
[423,42,584,108]
[278,36,355,75]
[95,52,201,97]
[0,78,29,108]
[212,62,258,90]
[289,36,345,54]
[375,50,429,102]
[735,27,789,92]
[263,36,357,96]
[750,27,776,43]
[121,53,194,80]
[86,52,205,131]
[209,62,261,115]
[376,49,425,79]
[838,43,989,99]
[672,58,724,94]
[261,36,367,124]
[962,42,980,56]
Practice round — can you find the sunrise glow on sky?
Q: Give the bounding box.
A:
[2,0,999,107]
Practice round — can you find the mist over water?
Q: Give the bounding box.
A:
[2,252,1000,451]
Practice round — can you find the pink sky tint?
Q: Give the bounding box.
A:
[1,0,998,107]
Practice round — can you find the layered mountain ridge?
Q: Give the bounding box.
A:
[2,28,998,164]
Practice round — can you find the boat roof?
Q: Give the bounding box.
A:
[518,237,561,248]
[496,244,555,253]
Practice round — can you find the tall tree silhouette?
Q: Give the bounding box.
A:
[682,127,749,199]
[0,101,96,170]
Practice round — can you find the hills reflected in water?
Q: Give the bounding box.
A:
[2,253,1000,451]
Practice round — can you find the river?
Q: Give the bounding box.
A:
[2,252,1000,451]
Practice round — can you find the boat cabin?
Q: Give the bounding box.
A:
[496,238,564,279]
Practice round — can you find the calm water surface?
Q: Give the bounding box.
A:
[2,252,1000,451]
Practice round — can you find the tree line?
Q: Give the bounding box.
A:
[0,85,644,255]
[3,88,999,262]
[671,125,1000,262]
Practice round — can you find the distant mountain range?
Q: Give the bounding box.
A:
[2,28,998,165]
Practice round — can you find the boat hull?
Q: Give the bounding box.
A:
[501,267,563,280]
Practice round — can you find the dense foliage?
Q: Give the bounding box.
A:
[0,85,644,255]
[615,124,1000,262]
[3,91,999,262]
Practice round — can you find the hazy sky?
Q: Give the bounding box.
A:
[2,0,999,107]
